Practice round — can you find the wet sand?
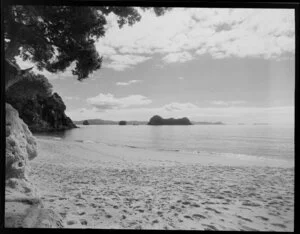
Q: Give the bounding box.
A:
[30,138,294,231]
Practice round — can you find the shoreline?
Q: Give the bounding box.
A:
[29,137,294,230]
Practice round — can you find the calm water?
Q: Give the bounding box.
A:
[34,124,294,162]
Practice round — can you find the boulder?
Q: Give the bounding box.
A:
[5,103,63,228]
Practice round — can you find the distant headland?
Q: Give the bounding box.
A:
[74,117,226,126]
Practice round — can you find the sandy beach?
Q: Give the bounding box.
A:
[29,137,294,231]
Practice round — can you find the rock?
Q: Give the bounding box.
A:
[5,103,63,228]
[6,92,77,132]
[82,120,90,125]
[5,201,63,228]
[148,115,192,125]
[119,120,127,125]
[5,103,37,196]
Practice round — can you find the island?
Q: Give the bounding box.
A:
[148,115,192,125]
[83,120,90,125]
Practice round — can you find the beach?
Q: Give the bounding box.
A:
[30,137,294,231]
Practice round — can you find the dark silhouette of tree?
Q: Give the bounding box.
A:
[4,5,169,83]
[6,72,53,101]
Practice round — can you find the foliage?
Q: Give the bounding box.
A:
[6,72,53,101]
[4,5,169,80]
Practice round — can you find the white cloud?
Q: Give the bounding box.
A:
[95,8,294,67]
[163,102,198,111]
[102,54,151,71]
[86,93,152,110]
[211,100,247,106]
[178,77,185,80]
[162,51,193,63]
[116,80,142,86]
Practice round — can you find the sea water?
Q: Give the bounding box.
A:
[34,124,294,164]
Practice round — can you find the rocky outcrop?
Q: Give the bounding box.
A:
[5,103,63,228]
[82,120,90,125]
[148,115,192,125]
[7,92,77,132]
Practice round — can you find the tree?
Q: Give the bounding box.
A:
[3,5,169,86]
[6,72,53,100]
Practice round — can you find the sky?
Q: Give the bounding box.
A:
[16,7,295,124]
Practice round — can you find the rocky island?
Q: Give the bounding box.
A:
[148,115,192,125]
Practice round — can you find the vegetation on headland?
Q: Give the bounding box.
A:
[148,115,192,125]
[6,72,77,132]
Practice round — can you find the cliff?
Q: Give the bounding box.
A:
[7,92,77,132]
[5,103,63,228]
[148,115,192,125]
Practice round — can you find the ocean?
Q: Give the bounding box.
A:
[34,124,294,164]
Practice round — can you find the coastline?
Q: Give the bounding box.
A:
[30,137,294,230]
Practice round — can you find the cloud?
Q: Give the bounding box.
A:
[163,102,198,111]
[95,8,294,67]
[211,100,247,106]
[86,93,152,110]
[162,52,193,63]
[102,54,151,71]
[178,77,185,80]
[116,80,142,86]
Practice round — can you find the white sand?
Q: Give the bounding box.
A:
[30,138,294,231]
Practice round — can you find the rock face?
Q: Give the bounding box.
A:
[7,92,77,132]
[5,103,63,228]
[148,115,192,125]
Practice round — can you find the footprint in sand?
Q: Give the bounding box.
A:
[67,220,77,225]
[152,220,159,224]
[192,214,206,219]
[205,207,222,214]
[80,219,87,225]
[191,203,200,208]
[271,223,286,229]
[203,224,217,230]
[236,215,253,222]
[255,216,269,221]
